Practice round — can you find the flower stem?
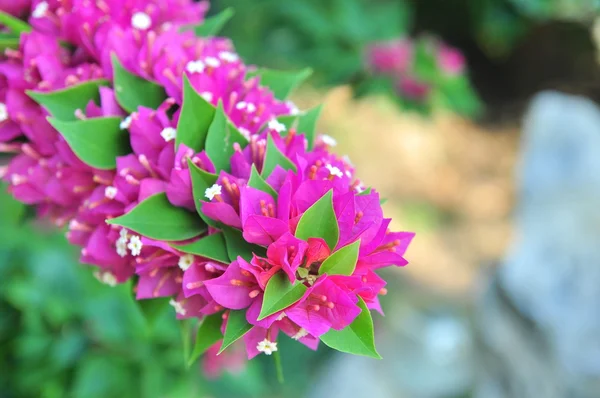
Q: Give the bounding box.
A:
[273,349,284,384]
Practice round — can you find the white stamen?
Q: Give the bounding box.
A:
[235,101,247,110]
[320,134,337,147]
[32,1,49,18]
[0,103,8,122]
[127,235,143,256]
[204,183,222,200]
[178,254,194,271]
[104,186,118,199]
[246,103,256,113]
[94,271,117,287]
[256,338,278,355]
[219,51,239,63]
[119,228,128,238]
[131,11,152,30]
[276,312,287,321]
[116,238,128,258]
[268,119,286,133]
[200,92,213,102]
[238,127,250,140]
[286,101,300,116]
[169,299,187,316]
[292,328,308,340]
[186,60,205,74]
[204,56,221,68]
[120,115,132,130]
[326,164,343,178]
[160,127,177,142]
[354,185,365,193]
[345,170,352,178]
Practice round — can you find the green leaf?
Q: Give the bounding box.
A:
[187,158,219,227]
[0,34,19,51]
[171,232,229,264]
[175,75,215,152]
[276,115,299,133]
[295,190,339,250]
[192,8,235,37]
[112,54,166,113]
[188,313,223,367]
[222,226,266,262]
[261,134,297,178]
[107,193,206,241]
[135,297,169,328]
[249,68,312,100]
[205,102,248,172]
[319,240,360,276]
[248,164,277,199]
[0,11,31,34]
[219,310,252,354]
[320,297,381,359]
[48,117,130,169]
[258,273,307,320]
[28,80,110,121]
[297,105,323,150]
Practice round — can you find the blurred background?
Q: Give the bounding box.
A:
[2,0,600,397]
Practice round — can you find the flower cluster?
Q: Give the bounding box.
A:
[0,0,413,373]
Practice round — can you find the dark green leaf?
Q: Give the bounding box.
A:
[222,226,265,262]
[219,310,252,354]
[249,68,312,100]
[192,8,235,37]
[28,80,110,121]
[0,11,31,34]
[187,158,219,227]
[205,102,248,172]
[171,232,229,263]
[319,240,360,276]
[112,54,166,113]
[295,190,339,250]
[297,105,323,150]
[135,297,169,328]
[0,35,19,51]
[48,117,130,170]
[175,75,215,152]
[320,297,381,358]
[258,273,307,320]
[261,134,297,178]
[188,313,223,366]
[248,164,277,199]
[107,193,206,241]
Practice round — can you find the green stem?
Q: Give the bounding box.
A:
[273,349,284,384]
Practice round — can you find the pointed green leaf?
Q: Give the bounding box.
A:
[0,11,31,34]
[249,68,312,100]
[112,54,166,113]
[319,240,360,276]
[320,297,381,359]
[188,313,223,367]
[261,134,297,178]
[0,34,19,51]
[176,75,215,152]
[248,164,277,199]
[219,310,252,354]
[297,105,323,150]
[48,116,130,169]
[205,102,248,172]
[28,80,110,121]
[192,8,235,37]
[172,232,229,263]
[258,272,307,320]
[107,193,206,241]
[380,198,388,205]
[295,190,339,250]
[276,115,298,133]
[135,297,169,328]
[222,226,266,262]
[187,159,219,227]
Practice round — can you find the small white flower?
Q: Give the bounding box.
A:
[94,271,117,287]
[219,51,239,63]
[238,127,250,140]
[268,119,286,133]
[204,56,221,68]
[0,103,8,122]
[32,1,49,18]
[169,299,187,316]
[131,11,152,30]
[286,101,300,115]
[292,328,308,340]
[276,312,287,321]
[320,134,337,147]
[116,238,128,258]
[345,170,352,178]
[178,254,194,271]
[246,103,256,113]
[235,101,248,110]
[119,228,128,239]
[160,127,177,142]
[104,186,118,200]
[120,115,132,130]
[256,339,278,355]
[326,164,343,178]
[127,235,143,256]
[200,92,213,102]
[186,60,205,74]
[204,183,222,200]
